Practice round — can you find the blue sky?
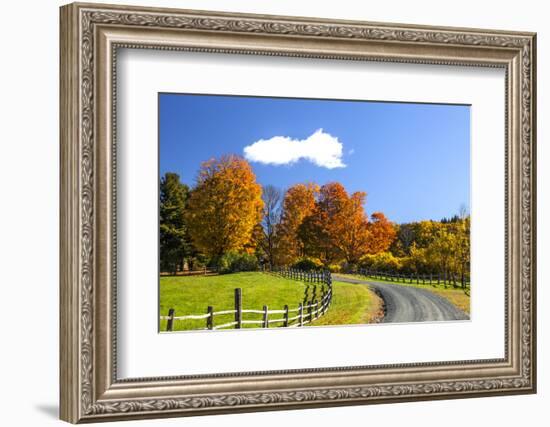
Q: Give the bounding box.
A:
[159,93,470,224]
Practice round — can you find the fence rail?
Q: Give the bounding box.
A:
[160,266,218,277]
[354,268,470,288]
[270,266,331,285]
[161,268,333,331]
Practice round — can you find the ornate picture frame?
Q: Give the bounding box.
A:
[60,2,536,423]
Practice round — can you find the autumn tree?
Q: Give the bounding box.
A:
[298,213,332,264]
[323,184,370,264]
[389,223,414,257]
[424,225,455,280]
[412,220,441,248]
[299,183,380,265]
[275,183,319,265]
[366,212,396,255]
[418,216,470,286]
[446,215,470,287]
[389,220,441,259]
[159,173,190,274]
[406,242,429,274]
[334,191,374,264]
[185,155,263,260]
[298,183,346,264]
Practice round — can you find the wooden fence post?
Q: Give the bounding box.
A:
[299,303,304,326]
[308,302,313,323]
[234,288,242,329]
[314,300,319,319]
[263,305,269,328]
[206,306,213,330]
[284,304,289,327]
[166,308,175,332]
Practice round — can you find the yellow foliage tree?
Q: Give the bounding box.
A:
[423,217,470,286]
[185,155,263,259]
[448,216,470,287]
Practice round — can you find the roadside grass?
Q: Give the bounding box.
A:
[336,273,470,315]
[159,272,382,331]
[309,281,384,326]
[428,288,470,314]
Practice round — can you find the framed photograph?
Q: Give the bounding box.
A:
[60,2,537,423]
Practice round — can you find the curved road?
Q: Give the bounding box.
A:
[333,275,469,323]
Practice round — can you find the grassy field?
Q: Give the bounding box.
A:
[337,274,470,314]
[159,272,382,331]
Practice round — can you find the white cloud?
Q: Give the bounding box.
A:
[243,129,346,169]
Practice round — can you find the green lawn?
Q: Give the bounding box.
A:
[336,273,470,314]
[159,272,382,331]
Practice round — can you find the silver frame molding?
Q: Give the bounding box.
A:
[60,2,537,423]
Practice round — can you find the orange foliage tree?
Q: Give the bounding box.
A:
[185,155,263,258]
[334,191,373,264]
[300,182,374,265]
[275,183,319,265]
[366,212,397,255]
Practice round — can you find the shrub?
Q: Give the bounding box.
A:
[217,251,259,273]
[328,264,342,273]
[359,252,403,272]
[292,257,323,271]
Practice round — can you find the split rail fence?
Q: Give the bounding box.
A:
[160,266,218,277]
[356,268,470,288]
[161,268,333,331]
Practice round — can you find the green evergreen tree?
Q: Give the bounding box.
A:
[160,173,190,274]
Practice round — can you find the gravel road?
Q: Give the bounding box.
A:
[333,275,469,323]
